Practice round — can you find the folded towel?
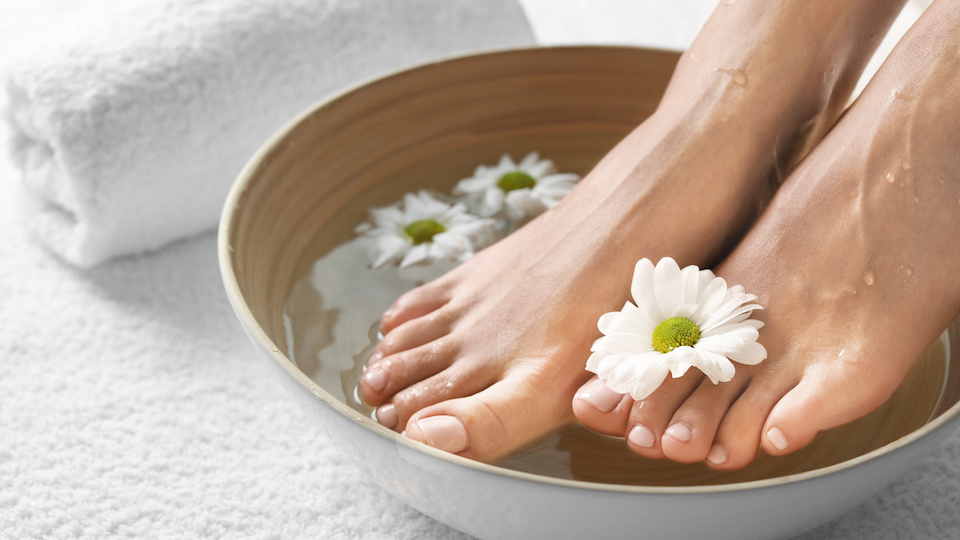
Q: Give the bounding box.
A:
[3,0,534,267]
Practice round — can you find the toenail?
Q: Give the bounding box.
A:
[414,415,468,454]
[376,404,398,429]
[574,378,624,413]
[362,366,388,392]
[627,425,656,448]
[665,422,692,443]
[367,351,383,366]
[707,444,727,465]
[767,427,789,451]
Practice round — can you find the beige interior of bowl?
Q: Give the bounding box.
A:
[222,46,960,487]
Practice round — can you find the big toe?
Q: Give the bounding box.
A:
[761,362,901,456]
[406,369,585,462]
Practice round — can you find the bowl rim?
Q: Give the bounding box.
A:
[218,44,960,495]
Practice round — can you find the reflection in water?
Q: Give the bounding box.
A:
[285,237,949,487]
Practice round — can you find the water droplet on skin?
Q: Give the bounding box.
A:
[892,90,915,101]
[900,265,914,278]
[716,68,748,86]
[902,161,912,171]
[886,173,896,184]
[864,271,876,286]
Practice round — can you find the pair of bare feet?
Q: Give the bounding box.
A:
[360,0,960,467]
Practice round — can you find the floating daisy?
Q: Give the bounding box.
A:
[453,152,580,222]
[356,190,496,269]
[586,257,767,401]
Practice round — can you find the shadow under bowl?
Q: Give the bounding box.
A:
[219,46,960,540]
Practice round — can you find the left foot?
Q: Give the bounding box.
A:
[574,0,960,469]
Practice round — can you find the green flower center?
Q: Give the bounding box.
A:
[403,219,446,245]
[651,316,701,354]
[496,171,537,193]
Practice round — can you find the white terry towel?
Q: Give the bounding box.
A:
[3,0,534,268]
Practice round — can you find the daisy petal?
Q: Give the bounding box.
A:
[681,264,701,305]
[671,303,699,319]
[371,236,409,268]
[631,259,662,320]
[597,305,633,334]
[400,244,430,268]
[654,257,685,317]
[696,334,746,356]
[594,333,656,355]
[701,303,763,332]
[693,277,727,324]
[625,365,670,400]
[688,350,736,384]
[728,340,768,365]
[519,151,540,170]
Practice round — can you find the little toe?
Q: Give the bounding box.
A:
[572,377,632,436]
[360,340,459,406]
[405,370,581,461]
[381,280,452,333]
[624,373,703,459]
[661,377,747,464]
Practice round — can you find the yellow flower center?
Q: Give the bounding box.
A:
[496,171,537,193]
[652,316,701,353]
[403,219,446,245]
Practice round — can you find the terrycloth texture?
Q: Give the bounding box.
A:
[2,0,533,268]
[2,1,959,539]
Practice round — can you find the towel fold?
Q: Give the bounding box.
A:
[3,0,534,267]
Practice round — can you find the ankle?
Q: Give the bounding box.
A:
[655,0,908,169]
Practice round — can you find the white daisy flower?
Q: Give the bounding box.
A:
[356,190,496,269]
[586,257,767,401]
[453,152,580,222]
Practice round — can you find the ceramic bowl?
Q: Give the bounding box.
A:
[219,46,960,540]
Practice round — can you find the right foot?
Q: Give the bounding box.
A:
[573,0,960,469]
[359,0,907,462]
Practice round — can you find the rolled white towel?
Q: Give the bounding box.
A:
[3,0,534,267]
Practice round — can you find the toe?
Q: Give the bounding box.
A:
[572,377,632,436]
[760,378,825,456]
[381,360,495,433]
[360,339,459,406]
[624,373,703,459]
[381,280,452,333]
[710,372,795,470]
[405,368,583,462]
[373,306,455,360]
[661,376,747,464]
[760,360,900,456]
